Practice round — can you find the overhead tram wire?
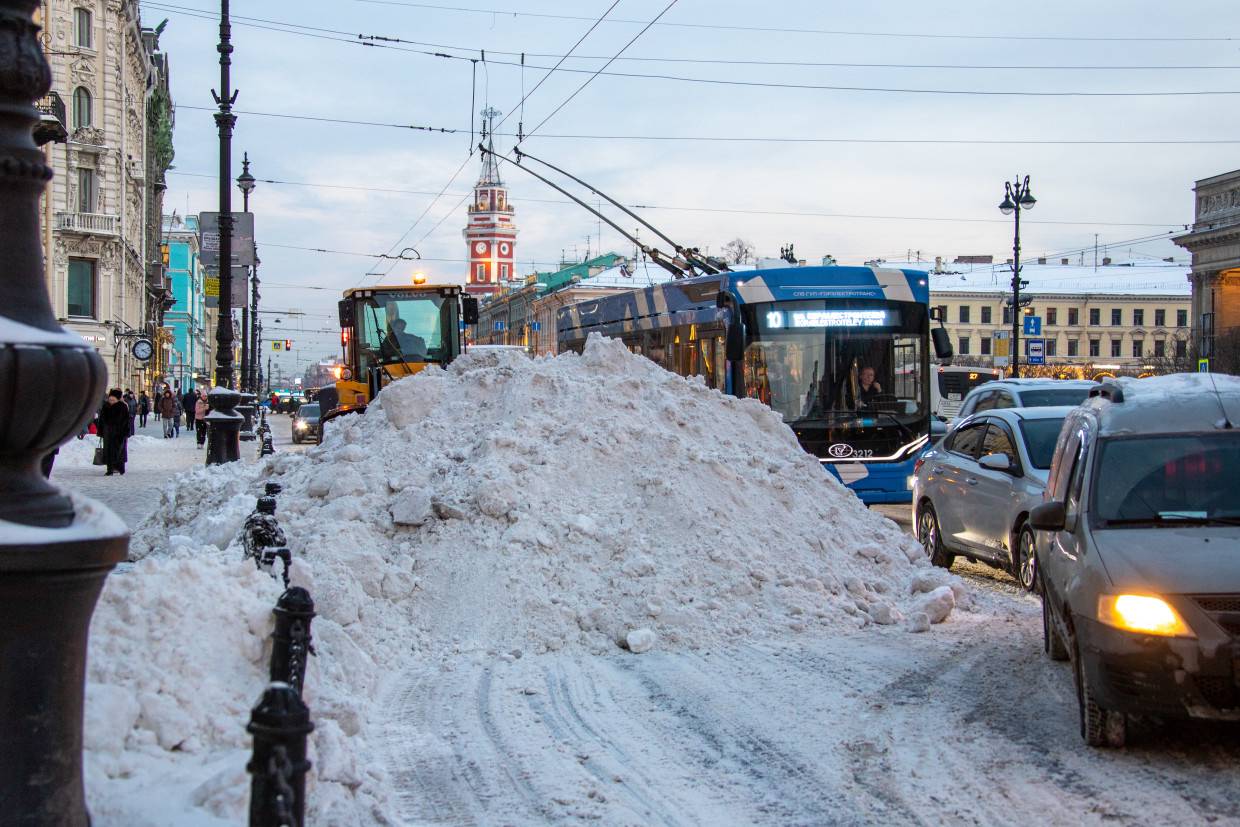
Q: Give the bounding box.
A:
[361,0,626,285]
[165,171,1180,229]
[349,0,1236,43]
[142,5,1240,97]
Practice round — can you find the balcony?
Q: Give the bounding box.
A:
[34,92,67,145]
[55,211,120,236]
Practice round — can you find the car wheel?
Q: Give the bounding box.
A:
[1042,591,1068,661]
[1074,642,1126,748]
[1014,525,1038,592]
[916,502,955,569]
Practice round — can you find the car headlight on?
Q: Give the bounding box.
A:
[295,421,307,430]
[1097,594,1195,638]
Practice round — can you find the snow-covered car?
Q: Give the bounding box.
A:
[1033,374,1240,747]
[913,406,1073,590]
[956,378,1096,421]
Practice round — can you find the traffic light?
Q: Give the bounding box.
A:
[160,244,169,266]
[284,339,293,351]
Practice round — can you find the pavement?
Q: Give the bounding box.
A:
[50,412,305,530]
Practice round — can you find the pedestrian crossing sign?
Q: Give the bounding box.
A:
[272,341,283,351]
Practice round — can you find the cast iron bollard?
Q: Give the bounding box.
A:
[260,432,275,457]
[270,587,315,695]
[246,682,313,827]
[242,494,286,567]
[265,482,282,496]
[238,392,257,442]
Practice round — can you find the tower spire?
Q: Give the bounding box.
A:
[478,106,502,185]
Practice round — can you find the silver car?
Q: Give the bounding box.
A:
[913,407,1074,590]
[956,378,1096,420]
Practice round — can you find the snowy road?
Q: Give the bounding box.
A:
[379,580,1240,826]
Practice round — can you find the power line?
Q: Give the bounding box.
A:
[149,4,1240,97]
[146,2,1240,70]
[350,0,1237,43]
[165,171,1181,229]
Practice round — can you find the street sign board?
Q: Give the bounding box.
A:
[1027,339,1045,365]
[1198,358,1210,373]
[272,341,283,351]
[1023,316,1042,336]
[993,330,1009,367]
[203,266,249,308]
[198,212,255,268]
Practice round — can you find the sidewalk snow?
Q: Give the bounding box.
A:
[90,335,966,823]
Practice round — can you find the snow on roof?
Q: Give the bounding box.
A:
[878,259,1190,297]
[1090,373,1240,432]
[580,260,678,289]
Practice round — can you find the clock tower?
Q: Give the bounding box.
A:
[464,107,517,297]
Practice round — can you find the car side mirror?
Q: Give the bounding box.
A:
[1029,501,1067,532]
[978,453,1013,472]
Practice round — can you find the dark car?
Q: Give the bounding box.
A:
[292,403,321,444]
[1034,374,1240,747]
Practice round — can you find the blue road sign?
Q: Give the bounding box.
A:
[1027,339,1045,365]
[493,321,505,331]
[1199,358,1210,373]
[1023,316,1042,336]
[531,321,541,331]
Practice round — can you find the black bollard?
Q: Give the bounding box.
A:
[241,495,285,567]
[265,482,282,496]
[246,682,313,827]
[270,587,315,694]
[260,433,275,457]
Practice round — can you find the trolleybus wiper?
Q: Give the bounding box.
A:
[513,148,729,277]
[478,144,691,280]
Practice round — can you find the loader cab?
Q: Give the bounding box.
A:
[333,284,479,413]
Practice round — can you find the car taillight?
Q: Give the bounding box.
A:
[913,458,925,476]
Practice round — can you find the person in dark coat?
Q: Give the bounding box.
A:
[158,388,177,438]
[124,389,138,436]
[99,389,130,475]
[183,388,197,435]
[138,391,150,428]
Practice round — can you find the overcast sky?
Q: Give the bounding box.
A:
[146,0,1240,373]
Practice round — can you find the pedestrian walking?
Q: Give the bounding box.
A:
[172,393,183,437]
[124,389,138,436]
[183,387,197,435]
[138,391,150,428]
[158,388,177,438]
[99,389,130,475]
[195,390,210,448]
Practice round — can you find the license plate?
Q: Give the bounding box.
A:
[947,393,961,401]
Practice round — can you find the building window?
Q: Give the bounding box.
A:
[1089,339,1100,357]
[957,305,969,324]
[475,263,486,282]
[1154,308,1166,327]
[1089,308,1100,326]
[1046,307,1057,326]
[1002,306,1012,325]
[67,258,95,318]
[1175,339,1187,358]
[1110,308,1121,326]
[1110,338,1121,358]
[75,7,93,48]
[1177,308,1187,327]
[1133,308,1144,327]
[958,337,970,355]
[500,263,509,280]
[1132,340,1143,358]
[981,337,991,355]
[1154,340,1165,358]
[72,86,92,129]
[981,306,992,324]
[1045,338,1057,357]
[1068,338,1079,357]
[77,167,95,212]
[1068,307,1079,326]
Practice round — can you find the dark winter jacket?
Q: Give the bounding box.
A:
[157,393,177,418]
[99,399,131,442]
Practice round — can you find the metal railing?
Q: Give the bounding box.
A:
[55,212,120,236]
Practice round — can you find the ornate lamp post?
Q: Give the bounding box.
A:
[237,152,254,391]
[205,0,243,464]
[0,2,128,821]
[999,175,1036,378]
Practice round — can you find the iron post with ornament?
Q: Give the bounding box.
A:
[0,1,129,822]
[998,175,1036,378]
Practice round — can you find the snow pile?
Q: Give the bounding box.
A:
[90,335,965,823]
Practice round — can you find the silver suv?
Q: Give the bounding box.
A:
[1032,373,1240,747]
[957,378,1096,420]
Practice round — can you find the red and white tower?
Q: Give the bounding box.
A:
[463,107,517,297]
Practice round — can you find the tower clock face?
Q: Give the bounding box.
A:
[474,241,487,255]
[499,242,510,255]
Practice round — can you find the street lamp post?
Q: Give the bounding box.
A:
[0,2,128,820]
[206,0,243,464]
[237,152,255,391]
[999,175,1036,378]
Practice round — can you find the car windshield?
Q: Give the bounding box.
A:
[1092,433,1240,525]
[299,404,320,418]
[1015,387,1090,408]
[1017,417,1066,469]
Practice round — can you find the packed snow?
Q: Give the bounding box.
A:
[86,335,967,823]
